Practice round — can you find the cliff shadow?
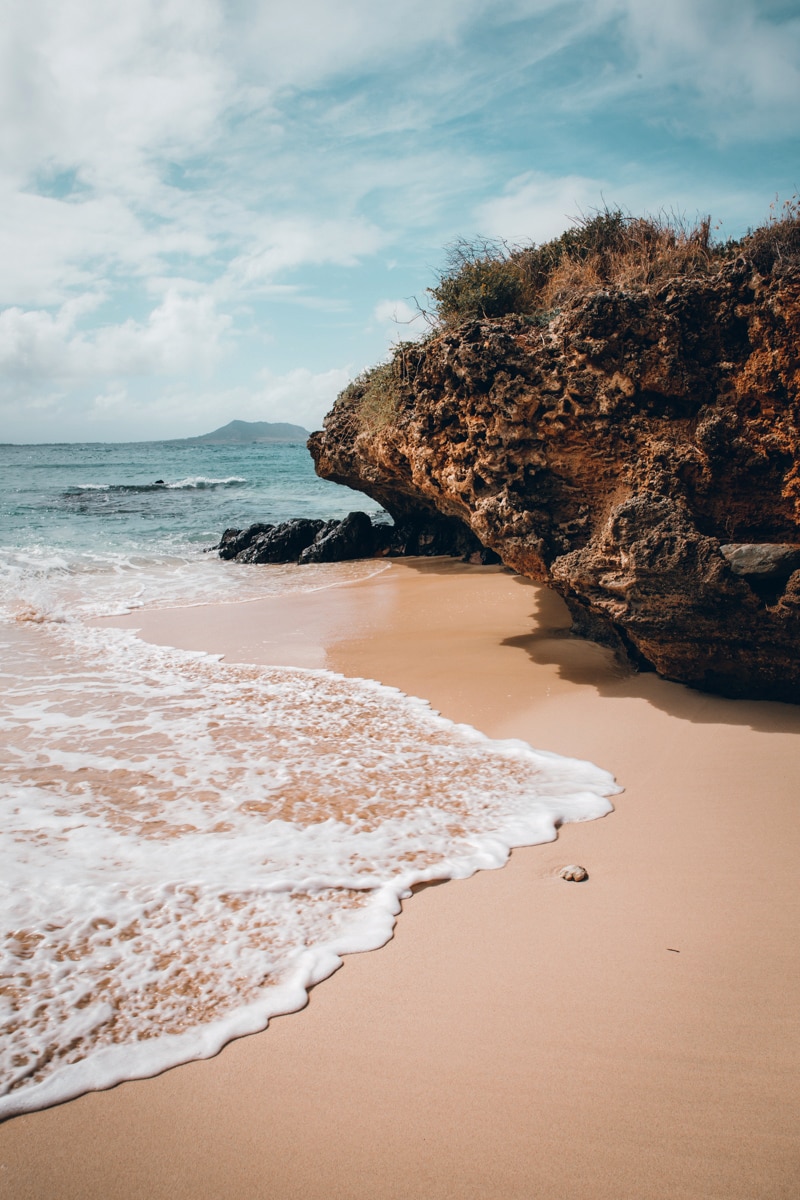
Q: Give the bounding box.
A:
[384,557,799,733]
[503,575,800,735]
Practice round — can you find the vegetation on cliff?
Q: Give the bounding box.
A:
[342,201,800,438]
[310,200,800,700]
[429,201,800,326]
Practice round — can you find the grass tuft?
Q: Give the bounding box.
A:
[427,201,800,328]
[336,342,424,435]
[334,199,800,436]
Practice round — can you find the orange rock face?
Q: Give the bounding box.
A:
[310,258,800,701]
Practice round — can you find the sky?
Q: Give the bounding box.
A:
[1,0,798,443]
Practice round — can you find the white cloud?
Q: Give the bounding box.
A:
[0,0,794,442]
[475,172,609,244]
[0,360,353,442]
[225,218,386,290]
[0,0,229,190]
[373,298,427,347]
[130,365,353,439]
[0,186,219,308]
[91,382,129,414]
[229,0,556,91]
[593,0,800,139]
[252,365,353,431]
[0,291,232,385]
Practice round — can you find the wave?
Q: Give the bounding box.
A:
[0,545,391,626]
[64,476,247,496]
[0,620,619,1118]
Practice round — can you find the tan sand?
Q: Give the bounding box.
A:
[2,560,799,1199]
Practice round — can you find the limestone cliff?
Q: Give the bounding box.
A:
[309,253,800,701]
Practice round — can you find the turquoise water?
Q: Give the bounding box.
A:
[0,439,381,565]
[0,439,385,620]
[0,438,617,1120]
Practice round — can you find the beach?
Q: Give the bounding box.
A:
[1,558,798,1199]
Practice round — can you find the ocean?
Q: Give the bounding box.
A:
[0,439,618,1119]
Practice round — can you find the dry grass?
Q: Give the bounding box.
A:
[429,201,800,328]
[335,199,800,435]
[535,214,714,308]
[741,195,800,273]
[335,342,423,435]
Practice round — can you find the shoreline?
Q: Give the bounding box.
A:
[2,560,799,1198]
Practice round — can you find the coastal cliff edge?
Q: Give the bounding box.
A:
[309,245,800,701]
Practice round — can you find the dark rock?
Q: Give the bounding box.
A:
[216,523,275,560]
[375,513,501,562]
[299,511,375,563]
[239,519,326,564]
[216,510,499,567]
[720,543,800,581]
[720,543,800,606]
[309,255,800,701]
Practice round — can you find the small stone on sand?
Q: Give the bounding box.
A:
[558,864,588,882]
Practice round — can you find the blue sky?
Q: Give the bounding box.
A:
[1,0,798,443]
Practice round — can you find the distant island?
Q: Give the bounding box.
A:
[173,420,309,445]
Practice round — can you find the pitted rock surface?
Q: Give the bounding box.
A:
[309,257,800,701]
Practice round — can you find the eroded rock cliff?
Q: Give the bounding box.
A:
[309,256,800,701]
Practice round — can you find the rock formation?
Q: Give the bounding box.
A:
[309,254,800,701]
[216,511,498,566]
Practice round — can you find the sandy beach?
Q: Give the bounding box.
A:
[1,559,798,1199]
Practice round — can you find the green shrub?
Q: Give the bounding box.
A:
[428,239,526,324]
[426,203,800,331]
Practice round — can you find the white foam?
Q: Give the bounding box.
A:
[0,619,620,1118]
[0,548,390,624]
[165,476,246,488]
[68,476,246,491]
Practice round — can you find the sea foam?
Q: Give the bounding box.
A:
[0,616,619,1119]
[0,441,619,1120]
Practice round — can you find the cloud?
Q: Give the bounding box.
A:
[475,172,609,244]
[0,358,352,443]
[0,0,795,442]
[91,381,129,415]
[229,0,556,92]
[0,0,229,190]
[4,0,788,313]
[0,291,232,385]
[0,186,220,308]
[373,298,427,346]
[148,366,354,438]
[591,0,800,139]
[225,218,386,290]
[253,365,353,430]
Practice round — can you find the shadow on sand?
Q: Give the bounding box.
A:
[398,557,799,735]
[505,574,799,734]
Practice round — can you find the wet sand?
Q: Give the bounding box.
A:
[2,559,799,1199]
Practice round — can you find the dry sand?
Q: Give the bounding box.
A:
[1,559,799,1199]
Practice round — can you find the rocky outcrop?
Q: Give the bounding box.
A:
[218,518,327,563]
[216,511,499,566]
[309,256,800,701]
